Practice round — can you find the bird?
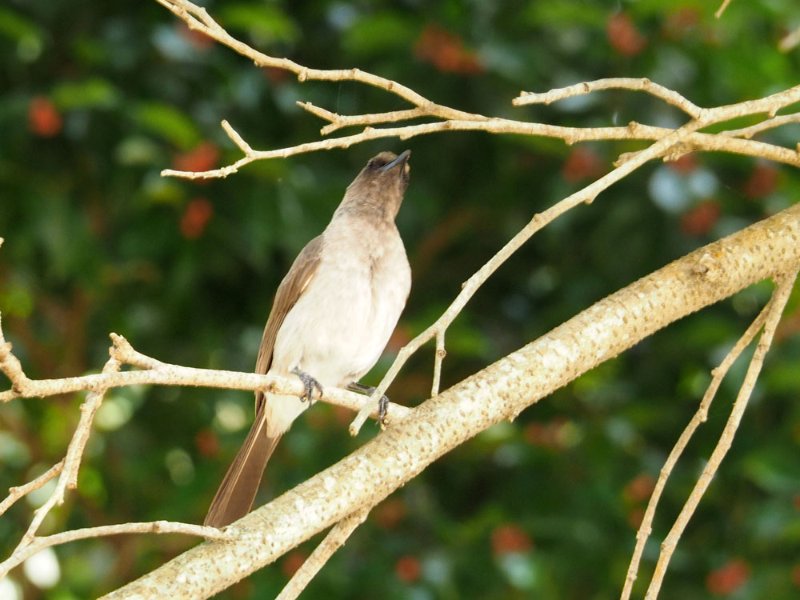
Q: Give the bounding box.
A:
[204,150,412,528]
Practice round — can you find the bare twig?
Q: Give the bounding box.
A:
[644,270,798,599]
[431,331,446,397]
[513,78,704,118]
[153,1,800,182]
[154,0,479,123]
[716,0,733,19]
[152,0,800,438]
[0,520,231,579]
[0,330,409,422]
[298,103,427,136]
[351,83,800,434]
[17,355,120,549]
[221,119,254,155]
[0,460,64,518]
[161,118,800,180]
[721,113,800,139]
[0,313,407,580]
[620,296,774,600]
[275,508,369,600]
[779,26,800,52]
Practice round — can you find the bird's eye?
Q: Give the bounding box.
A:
[369,158,387,169]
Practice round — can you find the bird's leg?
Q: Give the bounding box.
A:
[347,382,390,426]
[292,367,323,403]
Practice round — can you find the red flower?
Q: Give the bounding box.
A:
[264,67,291,84]
[607,13,647,57]
[491,524,533,556]
[395,555,421,583]
[664,8,700,39]
[172,141,220,173]
[194,428,219,458]
[627,507,645,529]
[706,559,750,595]
[668,154,698,175]
[281,550,307,578]
[791,563,800,588]
[743,164,778,199]
[177,23,213,50]
[375,498,407,529]
[180,198,214,239]
[29,96,62,137]
[624,473,656,503]
[523,418,571,450]
[680,200,720,236]
[415,25,483,75]
[562,147,605,183]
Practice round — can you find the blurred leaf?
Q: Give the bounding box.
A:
[523,3,607,27]
[219,3,299,45]
[115,135,164,166]
[762,359,800,394]
[0,6,42,44]
[51,77,120,110]
[343,12,416,56]
[132,101,200,149]
[741,448,800,494]
[0,282,34,318]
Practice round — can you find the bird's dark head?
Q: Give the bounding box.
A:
[340,150,411,221]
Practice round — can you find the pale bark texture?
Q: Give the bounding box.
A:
[103,202,800,598]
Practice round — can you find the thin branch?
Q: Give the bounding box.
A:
[350,84,800,434]
[0,460,64,519]
[17,355,120,548]
[154,0,478,122]
[221,119,253,154]
[716,0,733,19]
[153,0,800,182]
[275,508,369,600]
[644,270,798,599]
[298,103,427,136]
[160,113,800,180]
[513,78,704,118]
[0,520,231,579]
[0,330,409,423]
[620,297,774,600]
[779,26,800,52]
[722,112,800,139]
[0,317,31,393]
[431,331,446,397]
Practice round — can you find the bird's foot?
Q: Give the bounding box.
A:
[292,367,323,403]
[347,382,390,427]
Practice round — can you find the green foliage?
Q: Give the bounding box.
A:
[132,102,201,148]
[1,0,800,598]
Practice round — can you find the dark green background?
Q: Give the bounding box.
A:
[1,1,799,598]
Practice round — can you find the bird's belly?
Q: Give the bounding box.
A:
[271,270,384,387]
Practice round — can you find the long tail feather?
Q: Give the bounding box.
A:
[204,404,281,528]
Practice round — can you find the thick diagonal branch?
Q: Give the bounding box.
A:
[103,201,800,599]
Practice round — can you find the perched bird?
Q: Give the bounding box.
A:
[205,150,412,527]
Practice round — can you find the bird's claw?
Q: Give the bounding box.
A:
[377,394,389,427]
[292,367,323,403]
[348,382,390,427]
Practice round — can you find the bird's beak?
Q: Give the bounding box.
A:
[380,150,411,173]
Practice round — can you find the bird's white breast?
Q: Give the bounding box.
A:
[271,213,410,389]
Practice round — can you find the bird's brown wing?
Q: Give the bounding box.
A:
[204,235,323,528]
[254,234,323,406]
